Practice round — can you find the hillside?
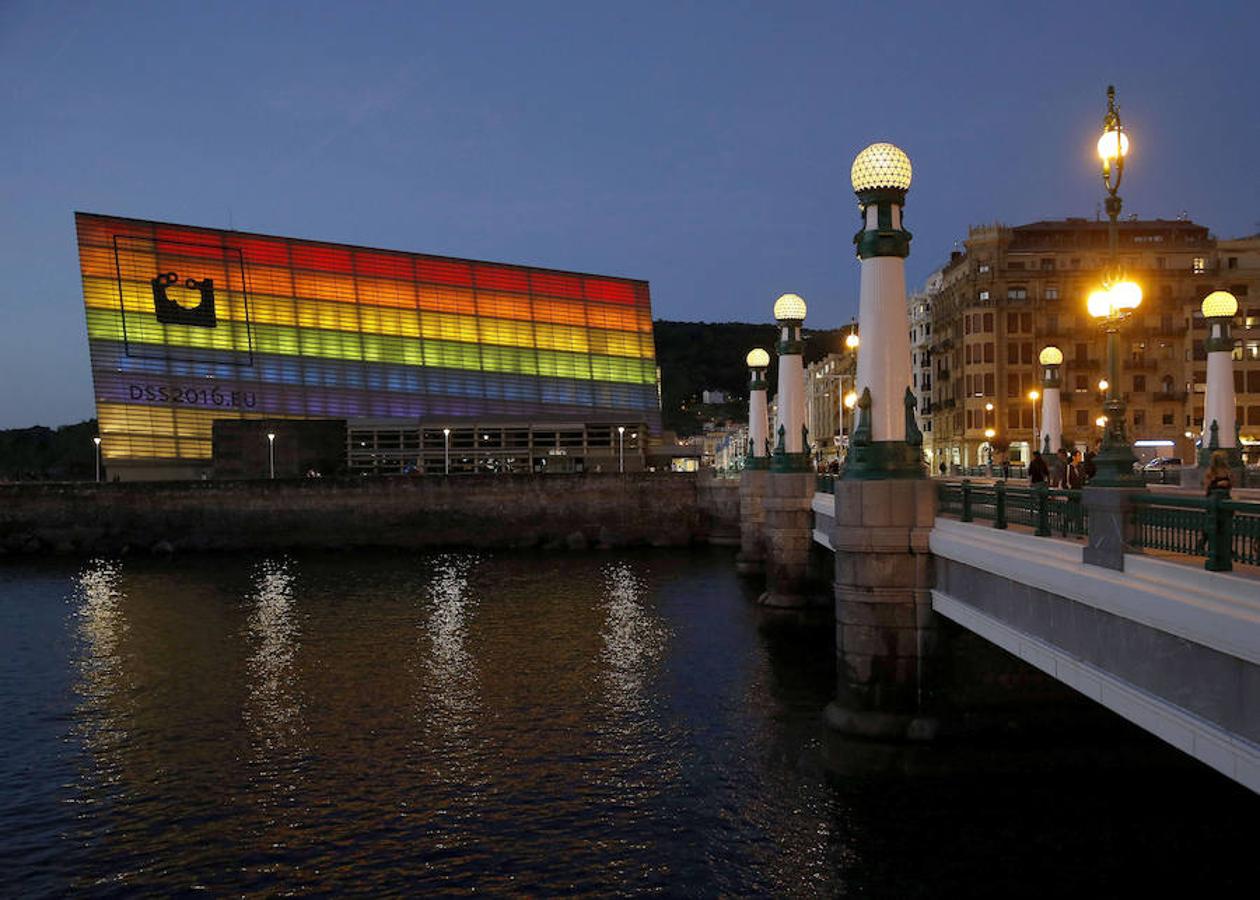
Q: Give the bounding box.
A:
[653,320,854,435]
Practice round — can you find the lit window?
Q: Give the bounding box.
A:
[1046,287,1059,300]
[979,264,991,274]
[1007,288,1027,300]
[979,290,990,301]
[1193,258,1206,274]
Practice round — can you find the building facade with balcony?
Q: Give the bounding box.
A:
[925,218,1260,469]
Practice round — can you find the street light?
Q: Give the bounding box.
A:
[93,436,102,483]
[1087,84,1142,486]
[266,432,276,479]
[617,425,625,473]
[1097,378,1109,392]
[844,331,860,351]
[1028,390,1040,455]
[843,389,858,459]
[984,428,996,469]
[443,427,451,474]
[1200,290,1241,466]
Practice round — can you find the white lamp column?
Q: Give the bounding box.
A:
[771,293,809,470]
[1201,290,1240,466]
[846,142,921,478]
[1038,346,1064,453]
[746,348,771,467]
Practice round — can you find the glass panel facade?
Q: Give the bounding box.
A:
[77,213,661,465]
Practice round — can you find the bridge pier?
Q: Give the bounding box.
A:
[826,479,939,738]
[759,471,819,607]
[736,467,768,575]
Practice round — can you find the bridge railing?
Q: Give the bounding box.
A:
[940,480,1260,572]
[938,480,1086,538]
[1131,492,1260,572]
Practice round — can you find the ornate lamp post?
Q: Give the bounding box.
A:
[1087,85,1142,486]
[1200,290,1241,467]
[1039,346,1063,454]
[266,431,276,479]
[845,142,922,478]
[771,292,810,471]
[1028,389,1040,458]
[93,436,102,483]
[843,390,858,460]
[745,348,771,468]
[443,427,451,474]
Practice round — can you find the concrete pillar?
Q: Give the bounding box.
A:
[1202,306,1238,466]
[1038,346,1064,452]
[736,468,769,575]
[746,349,771,463]
[826,479,938,738]
[844,142,923,479]
[738,349,772,575]
[758,470,818,607]
[1082,485,1143,571]
[759,301,816,605]
[825,143,938,737]
[771,295,808,456]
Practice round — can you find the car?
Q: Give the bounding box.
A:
[1141,456,1182,471]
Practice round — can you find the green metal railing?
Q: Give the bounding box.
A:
[938,480,1085,537]
[1131,492,1260,571]
[941,480,1260,571]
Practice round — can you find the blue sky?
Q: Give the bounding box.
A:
[2,0,1257,427]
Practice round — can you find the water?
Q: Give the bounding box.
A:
[0,549,1253,896]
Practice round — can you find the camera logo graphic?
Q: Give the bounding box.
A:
[152,271,217,327]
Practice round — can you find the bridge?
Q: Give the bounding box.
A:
[805,477,1260,794]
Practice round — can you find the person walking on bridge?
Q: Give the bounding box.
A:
[1028,450,1049,485]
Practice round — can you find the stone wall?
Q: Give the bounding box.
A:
[0,473,738,556]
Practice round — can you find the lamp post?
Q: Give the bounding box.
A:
[1028,389,1040,458]
[443,427,451,475]
[266,432,276,479]
[843,389,858,461]
[746,348,771,468]
[1087,85,1142,486]
[984,427,996,471]
[617,425,625,473]
[93,436,102,483]
[1200,290,1240,467]
[1039,346,1063,453]
[771,292,810,471]
[846,141,921,478]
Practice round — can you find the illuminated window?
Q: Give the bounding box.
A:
[1193,258,1206,274]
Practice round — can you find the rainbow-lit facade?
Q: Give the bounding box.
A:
[76,213,660,473]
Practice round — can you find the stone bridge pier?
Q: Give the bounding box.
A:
[826,479,938,738]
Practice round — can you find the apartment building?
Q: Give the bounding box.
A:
[925,218,1260,469]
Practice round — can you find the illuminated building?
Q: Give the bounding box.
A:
[76,213,661,479]
[925,218,1260,468]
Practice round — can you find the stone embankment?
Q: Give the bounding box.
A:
[0,473,740,557]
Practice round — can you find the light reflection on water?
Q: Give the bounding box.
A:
[0,549,1251,896]
[599,561,668,716]
[244,557,303,749]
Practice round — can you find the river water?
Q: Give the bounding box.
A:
[0,549,1252,896]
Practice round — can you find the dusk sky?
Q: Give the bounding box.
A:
[2,0,1258,428]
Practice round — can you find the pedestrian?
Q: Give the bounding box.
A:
[1066,450,1085,489]
[1000,452,1011,481]
[1048,447,1067,488]
[939,460,947,477]
[1203,450,1233,495]
[1083,449,1097,482]
[1028,450,1049,485]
